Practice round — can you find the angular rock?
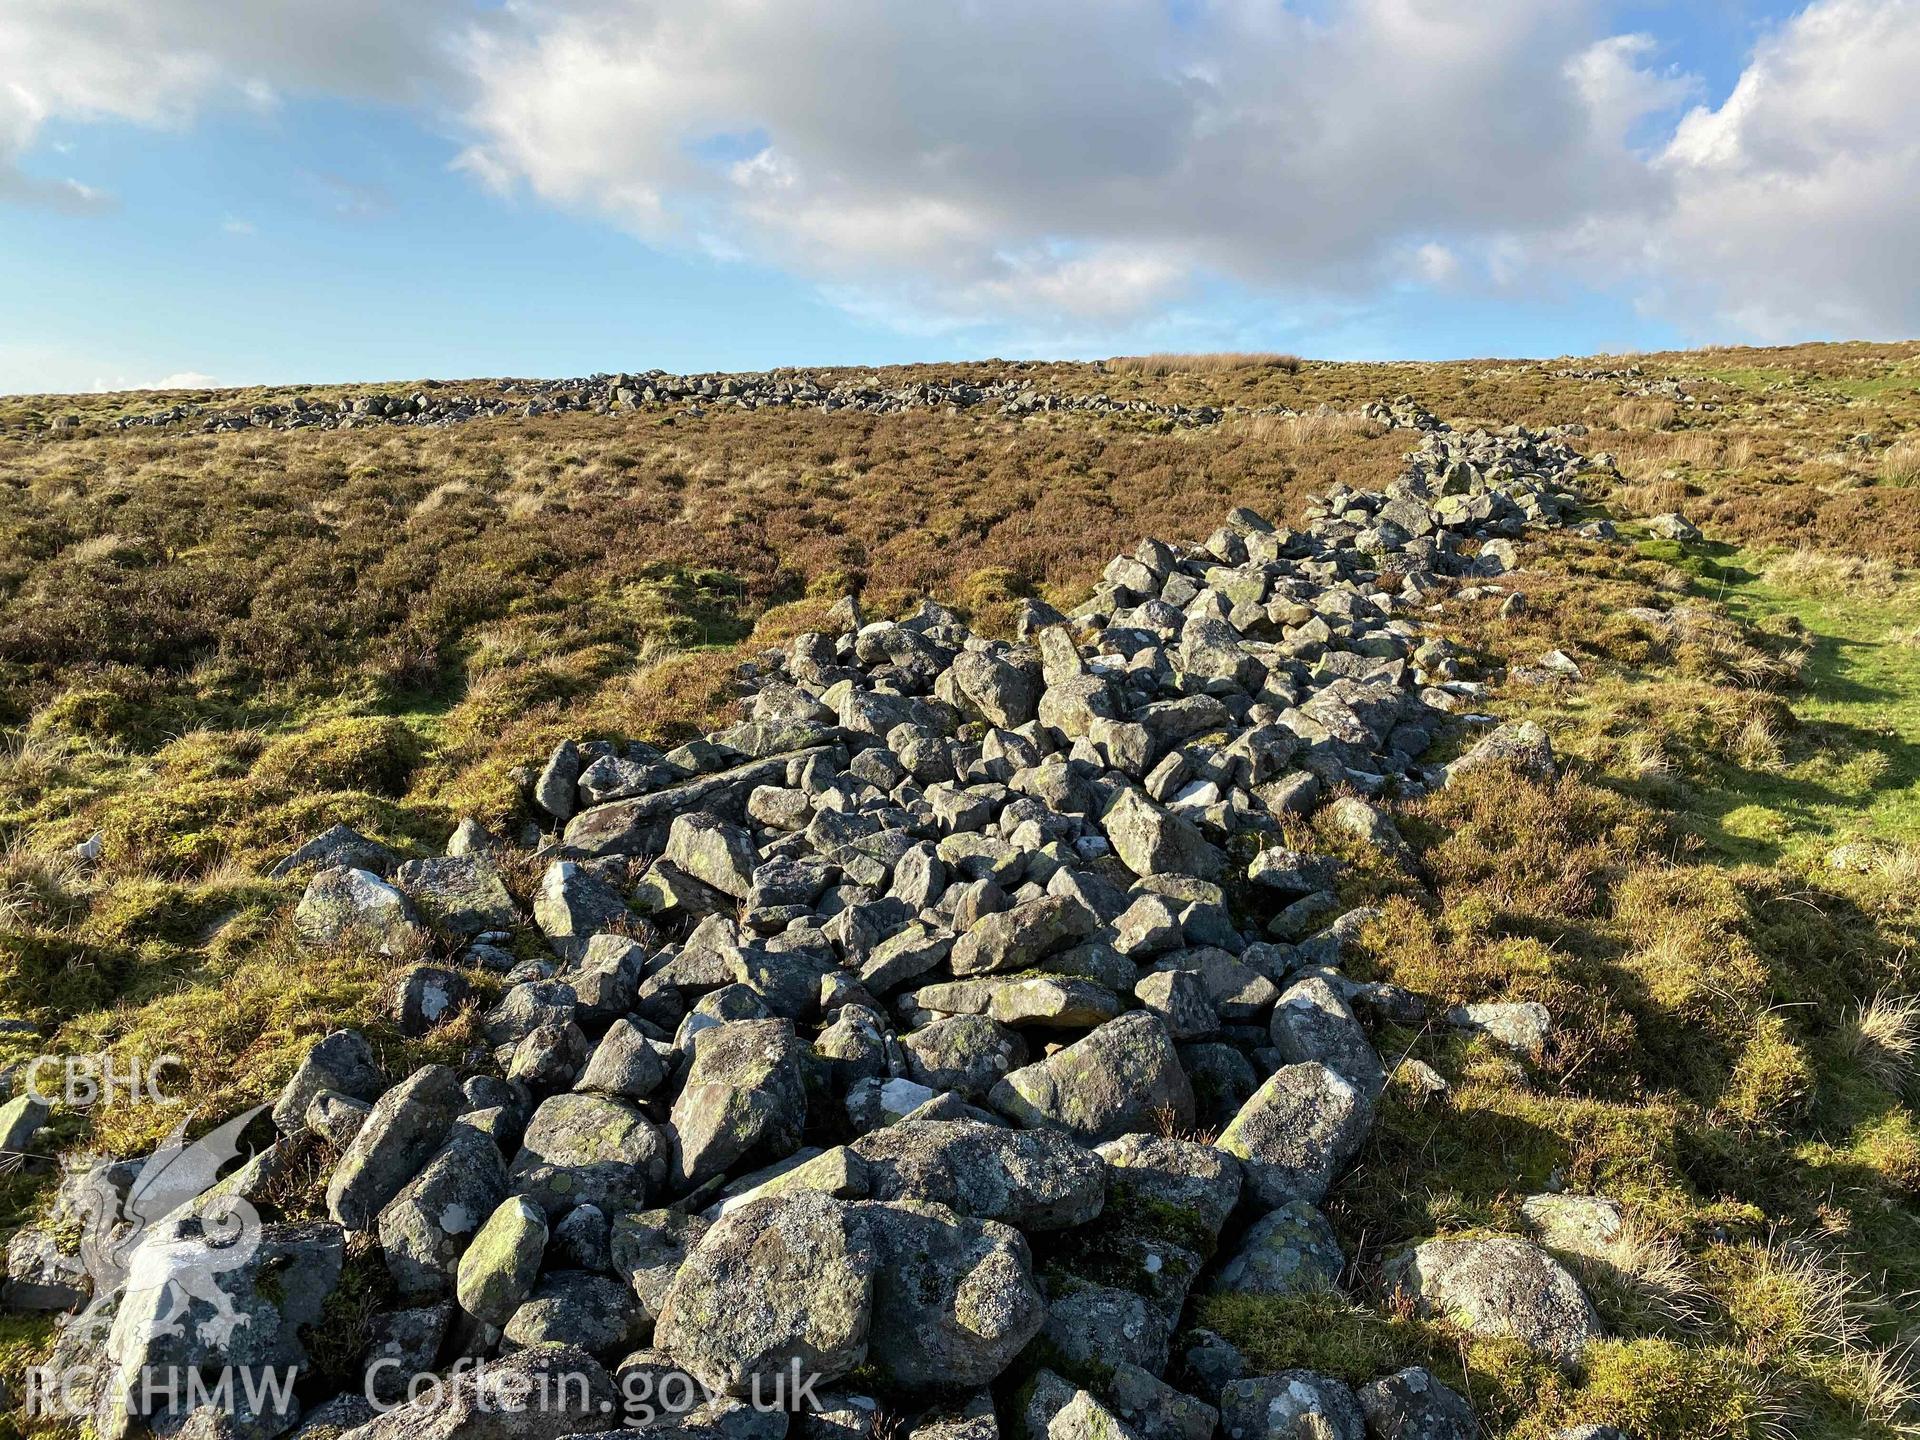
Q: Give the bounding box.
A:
[1355,1368,1477,1440]
[1385,1234,1602,1367]
[327,1064,466,1231]
[990,1012,1194,1144]
[856,1199,1047,1393]
[509,1092,670,1216]
[456,1195,548,1327]
[1215,1062,1371,1209]
[1210,1201,1344,1297]
[851,1120,1104,1231]
[656,1192,878,1395]
[670,1020,808,1189]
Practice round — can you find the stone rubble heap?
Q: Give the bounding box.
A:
[91,373,1435,439]
[6,414,1624,1440]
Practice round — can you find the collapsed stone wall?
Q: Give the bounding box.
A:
[91,376,1447,438]
[4,411,1626,1440]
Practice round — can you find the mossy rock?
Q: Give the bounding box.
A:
[253,716,424,797]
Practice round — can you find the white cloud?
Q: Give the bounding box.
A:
[448,0,1693,331]
[87,371,219,393]
[0,0,465,205]
[1646,0,1920,339]
[2,0,1919,346]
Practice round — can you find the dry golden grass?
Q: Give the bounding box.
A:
[1237,408,1388,445]
[1613,398,1680,431]
[1109,351,1302,376]
[1846,992,1920,1094]
[1883,440,1920,488]
[1760,546,1912,601]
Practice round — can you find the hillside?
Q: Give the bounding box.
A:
[1,343,1919,1440]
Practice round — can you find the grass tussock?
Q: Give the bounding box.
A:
[1109,351,1303,376]
[1760,547,1912,601]
[1881,440,1920,488]
[1613,398,1680,431]
[1237,408,1387,445]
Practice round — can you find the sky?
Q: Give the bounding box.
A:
[2,0,1917,394]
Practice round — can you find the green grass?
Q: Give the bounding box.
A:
[1696,552,1920,862]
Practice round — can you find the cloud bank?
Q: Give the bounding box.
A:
[4,0,1918,346]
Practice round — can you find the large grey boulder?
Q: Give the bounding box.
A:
[327,1064,466,1231]
[271,1030,383,1133]
[1021,1372,1144,1440]
[1209,1202,1344,1298]
[1096,1135,1242,1254]
[1106,1361,1220,1440]
[850,1120,1105,1231]
[950,895,1097,977]
[0,1093,49,1159]
[901,1016,1028,1098]
[532,860,631,962]
[295,867,425,954]
[565,933,650,1025]
[376,1125,508,1300]
[665,813,760,900]
[577,1018,667,1099]
[104,1220,344,1440]
[1355,1368,1477,1440]
[1103,790,1225,882]
[1385,1235,1602,1367]
[504,1269,643,1355]
[392,855,516,937]
[1215,1062,1371,1208]
[534,740,583,821]
[670,1020,809,1189]
[611,1208,712,1334]
[270,823,395,879]
[989,1012,1194,1144]
[656,1192,878,1395]
[456,1195,547,1328]
[856,1199,1047,1393]
[509,1092,670,1217]
[1218,1372,1364,1440]
[1269,976,1385,1095]
[1034,1281,1172,1381]
[948,650,1042,729]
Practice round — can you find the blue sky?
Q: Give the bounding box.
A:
[2,0,1914,394]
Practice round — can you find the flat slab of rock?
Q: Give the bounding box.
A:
[850,1120,1105,1231]
[565,746,839,855]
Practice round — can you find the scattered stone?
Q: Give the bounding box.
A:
[1385,1234,1603,1367]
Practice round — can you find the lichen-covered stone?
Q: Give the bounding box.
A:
[989,1013,1194,1144]
[656,1192,878,1395]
